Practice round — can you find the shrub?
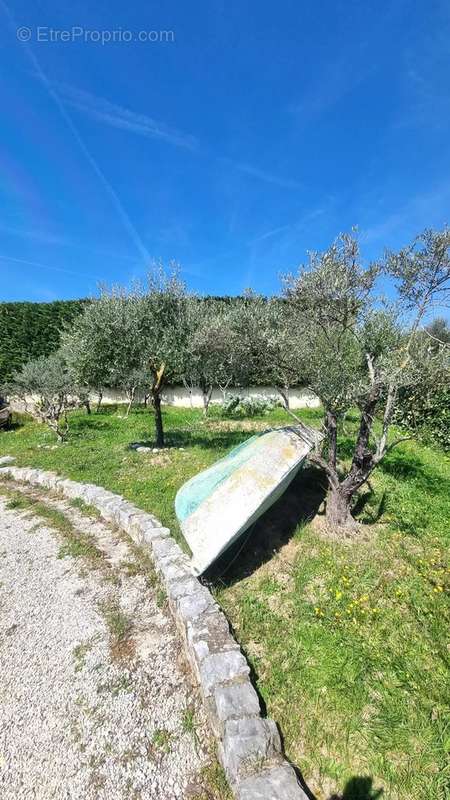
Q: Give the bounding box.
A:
[219,393,280,418]
[10,351,78,442]
[394,385,450,451]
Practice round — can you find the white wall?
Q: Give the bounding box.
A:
[99,385,320,409]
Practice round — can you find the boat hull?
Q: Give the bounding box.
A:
[175,425,315,574]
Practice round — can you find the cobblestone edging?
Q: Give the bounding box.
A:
[0,464,308,800]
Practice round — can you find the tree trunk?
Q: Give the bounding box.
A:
[277,385,290,410]
[218,379,231,400]
[125,386,135,418]
[152,392,164,447]
[202,385,213,416]
[324,395,379,530]
[326,410,337,470]
[54,413,69,444]
[96,391,103,413]
[83,399,91,415]
[326,485,355,528]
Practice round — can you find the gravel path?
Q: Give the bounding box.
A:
[0,491,210,800]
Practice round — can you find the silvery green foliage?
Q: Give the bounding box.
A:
[61,288,142,395]
[220,393,280,418]
[62,263,189,442]
[63,264,188,395]
[137,262,190,386]
[184,299,239,409]
[283,230,449,413]
[393,318,450,450]
[282,232,379,412]
[225,293,301,404]
[281,228,450,527]
[386,227,450,311]
[11,351,78,441]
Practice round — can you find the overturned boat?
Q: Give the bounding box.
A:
[175,424,320,575]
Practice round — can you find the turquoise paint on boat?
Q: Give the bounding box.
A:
[175,424,322,575]
[175,432,265,522]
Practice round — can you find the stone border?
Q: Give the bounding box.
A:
[0,464,308,800]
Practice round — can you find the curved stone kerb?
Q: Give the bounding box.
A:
[0,463,309,800]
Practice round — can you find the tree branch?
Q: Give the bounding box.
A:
[372,435,413,464]
[308,451,340,489]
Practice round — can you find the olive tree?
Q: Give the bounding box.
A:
[280,227,450,530]
[137,265,190,446]
[11,351,78,442]
[63,266,189,446]
[183,299,239,413]
[226,293,301,407]
[61,289,142,412]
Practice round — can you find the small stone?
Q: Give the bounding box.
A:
[33,471,60,490]
[136,446,151,452]
[128,514,155,540]
[116,504,141,531]
[126,514,148,543]
[152,448,159,453]
[44,474,63,491]
[0,456,15,466]
[20,468,41,484]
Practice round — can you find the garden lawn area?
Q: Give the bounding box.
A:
[1,404,449,800]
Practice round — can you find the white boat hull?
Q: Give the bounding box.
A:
[175,425,317,575]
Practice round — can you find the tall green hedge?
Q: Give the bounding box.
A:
[0,299,88,384]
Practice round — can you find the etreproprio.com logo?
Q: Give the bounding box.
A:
[16,26,175,45]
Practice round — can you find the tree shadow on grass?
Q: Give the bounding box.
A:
[127,429,250,452]
[130,421,278,452]
[205,464,326,588]
[166,428,250,450]
[284,769,384,800]
[328,776,383,800]
[378,449,444,494]
[1,419,23,432]
[352,489,387,524]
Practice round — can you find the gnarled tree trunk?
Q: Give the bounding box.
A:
[201,382,213,416]
[321,394,380,530]
[326,485,355,528]
[277,385,290,410]
[151,362,166,448]
[152,392,164,448]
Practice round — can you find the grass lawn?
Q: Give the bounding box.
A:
[1,404,449,799]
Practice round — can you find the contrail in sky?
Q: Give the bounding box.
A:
[0,0,150,266]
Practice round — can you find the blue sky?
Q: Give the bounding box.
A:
[1,0,449,302]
